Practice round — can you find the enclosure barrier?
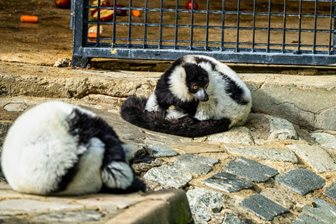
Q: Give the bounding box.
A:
[71,0,336,67]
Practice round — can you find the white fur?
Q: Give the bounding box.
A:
[168,66,194,102]
[101,161,134,190]
[165,106,187,120]
[121,143,137,163]
[1,101,131,195]
[145,93,160,112]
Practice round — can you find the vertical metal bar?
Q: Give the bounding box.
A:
[236,0,241,52]
[174,0,179,49]
[96,0,101,46]
[266,0,272,52]
[252,0,256,52]
[312,0,318,53]
[112,0,117,47]
[334,0,336,54]
[189,0,195,49]
[72,0,89,67]
[282,0,287,53]
[159,0,163,48]
[328,0,334,54]
[220,0,225,51]
[297,0,303,53]
[143,0,148,48]
[128,0,133,48]
[205,0,210,50]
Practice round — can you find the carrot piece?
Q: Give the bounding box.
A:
[20,15,39,23]
[131,10,141,17]
[88,32,97,39]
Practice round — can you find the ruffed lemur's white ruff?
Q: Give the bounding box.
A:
[1,101,143,195]
[146,55,252,127]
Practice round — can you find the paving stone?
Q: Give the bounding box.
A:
[293,198,336,224]
[176,154,219,166]
[276,168,325,195]
[143,164,192,189]
[266,115,298,140]
[147,144,178,157]
[225,145,298,163]
[207,127,255,145]
[240,194,288,221]
[174,154,219,176]
[203,172,254,193]
[311,132,336,150]
[225,157,279,182]
[187,187,224,223]
[288,144,336,173]
[324,181,336,201]
[222,213,253,224]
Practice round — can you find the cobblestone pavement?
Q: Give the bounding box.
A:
[1,96,336,224]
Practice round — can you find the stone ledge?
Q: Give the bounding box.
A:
[1,61,335,131]
[0,182,193,224]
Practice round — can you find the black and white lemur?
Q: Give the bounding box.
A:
[1,101,145,195]
[121,55,252,137]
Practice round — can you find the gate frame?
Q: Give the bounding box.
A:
[71,0,336,67]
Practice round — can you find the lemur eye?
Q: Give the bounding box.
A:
[192,84,199,90]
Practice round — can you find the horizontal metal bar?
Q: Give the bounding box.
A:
[81,47,336,66]
[86,6,335,19]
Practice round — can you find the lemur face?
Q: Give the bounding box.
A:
[183,63,209,102]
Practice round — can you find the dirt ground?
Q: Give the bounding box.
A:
[0,0,334,66]
[0,0,72,65]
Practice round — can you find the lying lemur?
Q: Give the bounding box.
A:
[1,101,145,195]
[121,55,252,137]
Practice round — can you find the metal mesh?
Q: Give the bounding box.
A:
[72,0,336,66]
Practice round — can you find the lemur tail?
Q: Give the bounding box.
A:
[120,96,231,137]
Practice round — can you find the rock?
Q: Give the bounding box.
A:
[311,132,336,150]
[225,145,298,163]
[187,187,224,223]
[203,172,254,193]
[225,157,279,182]
[294,199,336,224]
[176,154,218,166]
[3,102,27,112]
[324,181,336,201]
[143,164,192,189]
[147,144,178,157]
[53,58,71,67]
[240,194,288,221]
[222,213,253,224]
[207,127,255,145]
[288,144,336,173]
[174,154,218,177]
[266,115,298,140]
[276,168,325,195]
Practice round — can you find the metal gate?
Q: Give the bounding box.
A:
[71,0,336,67]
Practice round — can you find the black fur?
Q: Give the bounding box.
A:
[120,96,231,138]
[154,62,209,116]
[220,73,249,105]
[64,108,145,193]
[195,57,216,70]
